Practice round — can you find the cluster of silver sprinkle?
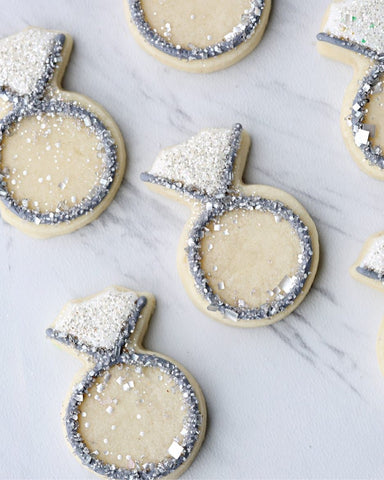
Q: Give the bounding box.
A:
[142,124,314,322]
[47,297,203,480]
[188,197,313,322]
[347,62,384,169]
[0,33,118,225]
[128,0,265,61]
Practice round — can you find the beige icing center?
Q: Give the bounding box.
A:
[78,364,186,469]
[140,0,253,49]
[0,113,104,212]
[200,209,302,308]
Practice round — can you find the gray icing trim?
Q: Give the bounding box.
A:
[349,62,384,169]
[47,296,203,479]
[317,32,383,60]
[128,0,265,61]
[142,124,314,323]
[0,33,118,225]
[356,266,383,281]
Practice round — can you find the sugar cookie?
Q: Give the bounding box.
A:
[0,28,125,238]
[141,124,319,327]
[124,0,271,73]
[318,0,384,180]
[351,233,384,375]
[47,286,206,479]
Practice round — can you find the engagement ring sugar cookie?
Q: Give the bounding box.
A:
[0,28,125,238]
[141,124,319,327]
[124,0,271,73]
[318,0,384,180]
[47,287,206,479]
[351,233,384,374]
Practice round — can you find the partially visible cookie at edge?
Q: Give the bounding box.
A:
[317,0,384,180]
[0,28,126,238]
[124,0,271,73]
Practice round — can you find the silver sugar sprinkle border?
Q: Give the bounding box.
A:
[0,33,118,225]
[128,0,265,61]
[47,297,203,480]
[187,196,313,321]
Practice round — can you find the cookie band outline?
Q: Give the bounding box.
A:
[127,0,266,61]
[318,4,384,170]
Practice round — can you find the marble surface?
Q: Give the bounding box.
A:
[2,0,384,478]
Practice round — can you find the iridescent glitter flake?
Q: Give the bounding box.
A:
[323,0,384,55]
[127,0,266,61]
[318,1,384,170]
[142,124,316,324]
[0,28,119,226]
[47,288,205,479]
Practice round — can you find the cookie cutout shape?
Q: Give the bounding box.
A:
[141,124,319,327]
[47,286,206,479]
[317,1,384,180]
[0,28,125,238]
[124,0,272,73]
[351,233,384,374]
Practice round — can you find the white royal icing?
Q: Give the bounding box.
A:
[149,128,233,196]
[324,0,384,53]
[0,28,57,96]
[54,288,139,350]
[360,235,384,277]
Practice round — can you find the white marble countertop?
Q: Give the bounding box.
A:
[2,0,384,478]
